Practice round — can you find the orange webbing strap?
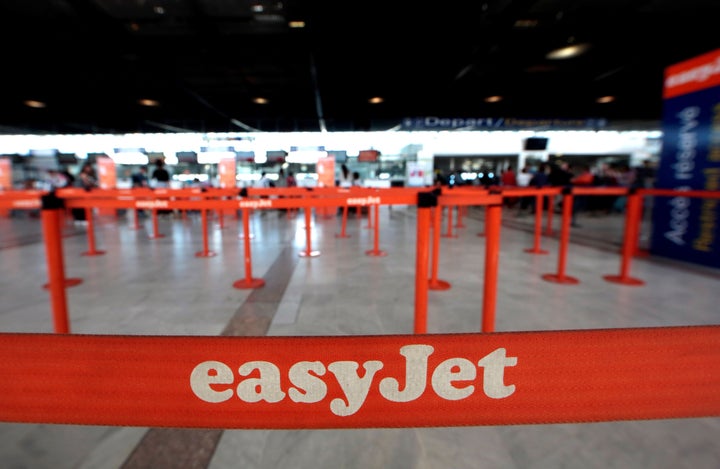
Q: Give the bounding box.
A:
[1,326,719,429]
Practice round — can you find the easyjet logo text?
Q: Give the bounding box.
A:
[135,200,169,209]
[347,196,381,206]
[238,199,273,209]
[190,345,517,416]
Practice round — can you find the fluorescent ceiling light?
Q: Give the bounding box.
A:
[289,21,305,28]
[198,151,235,164]
[110,152,148,165]
[286,150,327,164]
[546,43,590,60]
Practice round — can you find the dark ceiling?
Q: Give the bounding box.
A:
[0,0,719,135]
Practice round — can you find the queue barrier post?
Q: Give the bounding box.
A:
[233,208,265,289]
[603,190,645,286]
[477,205,486,237]
[335,204,350,238]
[299,206,320,257]
[634,193,650,257]
[414,191,436,334]
[428,202,451,290]
[40,193,72,333]
[482,201,502,332]
[542,188,579,284]
[545,194,555,236]
[442,205,457,238]
[524,193,549,255]
[195,209,217,258]
[455,205,466,228]
[81,207,105,256]
[148,208,165,239]
[365,204,387,257]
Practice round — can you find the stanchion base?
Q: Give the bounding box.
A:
[148,234,166,239]
[428,279,452,290]
[233,278,265,289]
[524,248,549,255]
[365,249,388,257]
[43,277,83,289]
[195,251,218,258]
[299,250,321,257]
[541,273,579,284]
[602,274,645,286]
[82,250,106,256]
[335,233,351,238]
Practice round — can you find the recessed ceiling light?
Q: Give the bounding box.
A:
[153,6,165,15]
[484,95,502,103]
[253,97,269,104]
[288,20,305,28]
[369,96,384,104]
[24,100,46,109]
[252,4,264,13]
[138,99,160,107]
[514,19,539,28]
[596,96,615,104]
[546,43,591,60]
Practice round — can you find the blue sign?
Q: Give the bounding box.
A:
[651,79,720,268]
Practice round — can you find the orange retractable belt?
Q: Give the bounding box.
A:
[1,326,719,429]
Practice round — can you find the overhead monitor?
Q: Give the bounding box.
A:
[524,137,548,151]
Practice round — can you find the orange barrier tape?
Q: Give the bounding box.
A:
[1,326,718,429]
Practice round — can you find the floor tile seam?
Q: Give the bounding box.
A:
[120,245,299,469]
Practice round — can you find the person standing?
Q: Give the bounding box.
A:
[151,159,170,188]
[72,162,97,223]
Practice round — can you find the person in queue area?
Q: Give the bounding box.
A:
[71,162,98,224]
[569,164,595,227]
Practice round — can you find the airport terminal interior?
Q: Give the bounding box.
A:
[1,200,718,468]
[1,0,720,467]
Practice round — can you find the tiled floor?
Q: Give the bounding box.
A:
[1,204,719,469]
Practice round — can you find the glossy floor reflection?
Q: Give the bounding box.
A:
[0,206,718,469]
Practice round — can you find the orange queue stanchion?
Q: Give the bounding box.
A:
[428,200,451,290]
[544,194,555,236]
[524,192,549,255]
[81,207,105,256]
[603,189,645,286]
[365,204,388,257]
[482,201,503,332]
[299,205,320,258]
[455,205,466,229]
[441,205,457,238]
[414,191,435,334]
[542,189,579,284]
[232,208,265,289]
[39,193,71,333]
[148,208,165,239]
[195,209,217,258]
[335,204,351,238]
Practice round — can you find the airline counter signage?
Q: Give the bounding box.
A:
[652,48,720,268]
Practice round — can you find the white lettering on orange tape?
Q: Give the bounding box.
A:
[238,200,273,209]
[347,196,381,206]
[189,345,517,416]
[12,199,41,208]
[135,200,169,209]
